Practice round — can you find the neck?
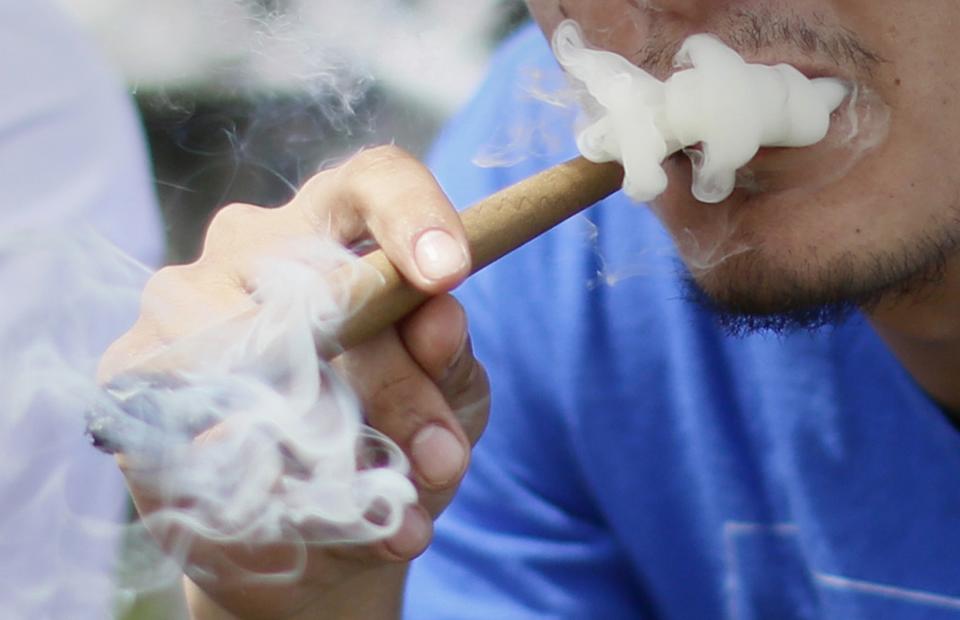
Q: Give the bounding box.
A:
[867,256,960,414]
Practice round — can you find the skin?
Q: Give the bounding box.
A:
[100,146,490,619]
[102,1,960,618]
[527,0,960,411]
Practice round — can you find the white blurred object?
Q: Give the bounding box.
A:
[56,0,517,116]
[0,0,163,615]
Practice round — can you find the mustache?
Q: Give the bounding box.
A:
[631,8,886,77]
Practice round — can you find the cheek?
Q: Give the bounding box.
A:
[653,134,960,276]
[650,52,960,262]
[848,2,960,166]
[830,79,960,246]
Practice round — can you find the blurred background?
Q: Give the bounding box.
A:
[49,2,529,617]
[57,0,530,263]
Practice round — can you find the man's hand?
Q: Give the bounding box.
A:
[99,145,491,620]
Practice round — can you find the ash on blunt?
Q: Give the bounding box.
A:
[101,2,960,619]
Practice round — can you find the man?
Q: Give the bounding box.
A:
[103,1,960,618]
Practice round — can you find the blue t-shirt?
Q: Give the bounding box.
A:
[406,24,960,620]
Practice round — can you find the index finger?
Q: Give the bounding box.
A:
[295,145,471,295]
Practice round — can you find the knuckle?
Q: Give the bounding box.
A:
[209,202,262,231]
[473,363,491,402]
[288,167,369,242]
[97,325,141,383]
[440,331,475,386]
[407,303,466,370]
[294,168,334,204]
[343,146,428,196]
[444,354,485,402]
[448,300,468,347]
[203,203,266,252]
[451,364,490,441]
[436,294,466,328]
[351,144,414,173]
[363,370,424,418]
[333,147,455,240]
[141,265,196,304]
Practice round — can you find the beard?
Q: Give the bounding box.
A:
[680,227,960,336]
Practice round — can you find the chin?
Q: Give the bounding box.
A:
[683,240,870,336]
[651,158,918,335]
[666,193,959,336]
[650,88,893,276]
[653,147,875,276]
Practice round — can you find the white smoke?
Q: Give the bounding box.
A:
[2,4,524,616]
[548,19,893,277]
[0,225,421,616]
[552,19,849,204]
[0,228,150,617]
[92,236,417,553]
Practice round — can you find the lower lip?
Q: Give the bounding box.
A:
[663,148,803,208]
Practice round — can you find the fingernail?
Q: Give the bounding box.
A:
[386,506,431,558]
[411,424,466,487]
[414,229,467,282]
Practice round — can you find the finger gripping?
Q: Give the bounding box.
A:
[333,157,623,352]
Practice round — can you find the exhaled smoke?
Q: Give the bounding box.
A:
[551,19,850,203]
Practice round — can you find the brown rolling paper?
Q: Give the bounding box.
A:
[333,157,624,352]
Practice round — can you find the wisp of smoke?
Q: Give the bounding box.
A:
[1,225,417,615]
[0,227,151,616]
[91,237,418,567]
[470,63,579,170]
[6,2,521,614]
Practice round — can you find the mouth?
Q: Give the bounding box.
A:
[687,47,862,193]
[554,18,879,205]
[664,76,874,203]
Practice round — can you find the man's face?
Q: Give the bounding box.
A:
[528,1,960,331]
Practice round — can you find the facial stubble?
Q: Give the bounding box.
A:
[681,209,960,335]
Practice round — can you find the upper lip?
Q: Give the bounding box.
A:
[738,52,851,83]
[640,42,852,84]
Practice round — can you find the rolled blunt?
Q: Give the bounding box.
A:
[333,157,624,352]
